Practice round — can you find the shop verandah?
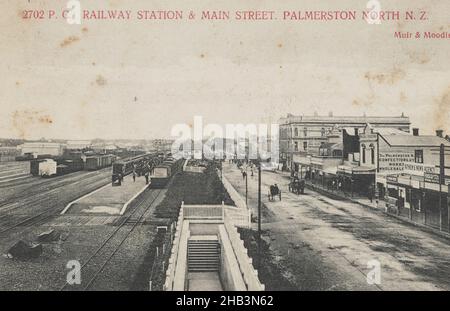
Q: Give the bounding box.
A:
[293,161,376,199]
[379,173,450,233]
[291,159,450,234]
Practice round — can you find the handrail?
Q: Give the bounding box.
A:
[164,208,185,290]
[173,220,190,290]
[223,219,265,290]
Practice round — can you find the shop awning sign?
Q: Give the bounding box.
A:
[386,175,398,183]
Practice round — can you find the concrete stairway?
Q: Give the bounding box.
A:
[188,235,220,272]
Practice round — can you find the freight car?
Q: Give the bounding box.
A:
[15,153,35,161]
[57,159,84,174]
[30,159,57,177]
[149,158,184,188]
[112,153,161,185]
[85,154,116,171]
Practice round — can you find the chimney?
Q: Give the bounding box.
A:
[328,111,333,117]
[412,128,419,136]
[436,129,444,138]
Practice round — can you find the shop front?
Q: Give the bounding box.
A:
[337,165,376,197]
[385,173,449,232]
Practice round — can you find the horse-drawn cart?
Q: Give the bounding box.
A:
[268,184,281,201]
[288,177,305,195]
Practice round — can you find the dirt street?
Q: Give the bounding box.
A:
[223,163,450,291]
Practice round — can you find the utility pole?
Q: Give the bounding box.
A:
[351,168,354,198]
[245,172,248,208]
[439,143,444,231]
[258,163,261,236]
[257,161,262,269]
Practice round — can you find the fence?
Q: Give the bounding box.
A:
[182,202,251,228]
[183,203,223,219]
[219,169,248,210]
[224,206,251,229]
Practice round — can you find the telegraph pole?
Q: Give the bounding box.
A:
[257,161,262,269]
[245,172,248,208]
[258,162,261,239]
[439,143,444,231]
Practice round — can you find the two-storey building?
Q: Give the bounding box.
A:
[278,113,411,170]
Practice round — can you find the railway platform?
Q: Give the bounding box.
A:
[61,174,148,216]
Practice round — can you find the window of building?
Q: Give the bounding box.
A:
[294,142,298,151]
[370,144,375,165]
[294,128,298,137]
[362,144,366,164]
[319,145,328,156]
[303,127,308,137]
[387,187,398,199]
[414,150,423,163]
[333,150,343,157]
[303,141,307,150]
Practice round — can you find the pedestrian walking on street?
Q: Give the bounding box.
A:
[368,185,373,203]
[145,171,149,185]
[242,171,247,180]
[133,170,136,182]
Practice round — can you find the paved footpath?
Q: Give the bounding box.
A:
[223,163,450,291]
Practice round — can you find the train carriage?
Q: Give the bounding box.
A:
[111,153,161,185]
[149,158,183,188]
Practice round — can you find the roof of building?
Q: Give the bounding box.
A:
[20,142,62,147]
[373,128,409,136]
[320,142,343,150]
[279,114,410,125]
[381,134,450,147]
[67,140,91,145]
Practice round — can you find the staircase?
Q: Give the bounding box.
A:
[188,236,220,272]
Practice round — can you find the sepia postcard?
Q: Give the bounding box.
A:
[0,0,450,304]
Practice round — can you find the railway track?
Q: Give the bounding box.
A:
[0,176,111,234]
[59,188,164,291]
[0,169,110,205]
[0,169,111,214]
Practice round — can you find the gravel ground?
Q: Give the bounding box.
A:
[0,168,114,290]
[0,224,116,290]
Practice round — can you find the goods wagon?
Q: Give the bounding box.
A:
[56,164,70,176]
[85,155,116,171]
[16,154,35,161]
[59,159,84,174]
[30,159,57,177]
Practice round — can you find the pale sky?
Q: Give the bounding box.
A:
[0,0,449,140]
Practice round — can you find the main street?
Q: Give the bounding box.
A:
[223,162,450,291]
